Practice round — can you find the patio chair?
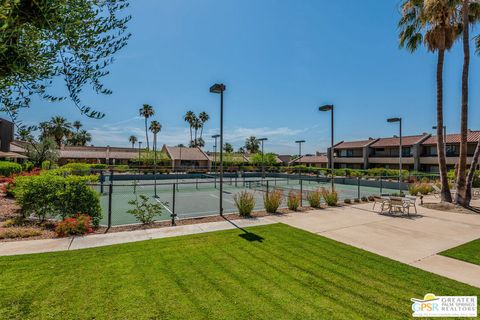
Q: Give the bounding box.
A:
[389,197,409,216]
[403,195,417,215]
[372,196,389,213]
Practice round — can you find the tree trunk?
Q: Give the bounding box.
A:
[436,49,452,202]
[455,0,470,207]
[465,139,480,203]
[144,117,150,150]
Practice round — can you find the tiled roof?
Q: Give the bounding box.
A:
[0,151,27,158]
[277,155,292,163]
[164,146,210,161]
[291,155,328,164]
[334,139,378,149]
[422,130,480,145]
[59,146,139,159]
[371,134,429,148]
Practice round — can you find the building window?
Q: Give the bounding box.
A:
[446,144,458,156]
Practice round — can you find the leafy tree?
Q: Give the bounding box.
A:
[244,136,260,153]
[224,143,234,153]
[68,130,91,146]
[250,153,278,166]
[129,135,137,148]
[26,137,59,166]
[15,125,36,142]
[139,104,154,150]
[0,0,131,125]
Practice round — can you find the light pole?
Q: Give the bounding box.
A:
[295,139,305,179]
[138,141,142,160]
[258,138,268,179]
[153,132,157,198]
[210,83,226,216]
[319,104,335,191]
[212,134,220,188]
[432,125,447,156]
[387,117,402,192]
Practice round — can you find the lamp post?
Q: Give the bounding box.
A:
[387,117,402,192]
[138,141,142,160]
[432,125,447,156]
[212,134,220,188]
[258,138,268,179]
[210,83,226,216]
[153,132,157,198]
[319,104,335,191]
[295,139,305,180]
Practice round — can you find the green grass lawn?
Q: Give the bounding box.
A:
[0,223,479,320]
[440,238,480,266]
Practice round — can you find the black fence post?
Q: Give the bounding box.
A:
[171,183,176,226]
[107,182,113,229]
[100,170,104,194]
[300,179,303,207]
[357,177,360,199]
[266,180,269,195]
[380,176,383,195]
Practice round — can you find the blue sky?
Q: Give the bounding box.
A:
[11,0,480,154]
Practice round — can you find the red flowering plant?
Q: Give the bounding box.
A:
[55,214,94,237]
[0,169,41,197]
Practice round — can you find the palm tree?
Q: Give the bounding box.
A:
[129,135,137,148]
[49,116,72,146]
[149,121,162,159]
[76,130,92,146]
[72,120,82,132]
[184,111,195,144]
[139,104,155,150]
[16,125,36,142]
[198,111,210,141]
[244,136,260,154]
[399,0,458,202]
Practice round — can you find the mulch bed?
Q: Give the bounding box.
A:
[422,202,480,215]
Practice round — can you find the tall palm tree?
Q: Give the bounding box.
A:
[149,121,162,157]
[198,111,210,141]
[72,120,82,132]
[49,116,72,147]
[139,104,155,150]
[399,0,459,202]
[184,111,195,144]
[129,135,138,148]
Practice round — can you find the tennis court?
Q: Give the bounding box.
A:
[95,175,400,226]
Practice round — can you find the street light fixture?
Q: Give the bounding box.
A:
[210,83,226,216]
[295,140,306,158]
[258,138,268,179]
[387,117,402,192]
[319,104,335,191]
[432,125,447,156]
[212,134,220,188]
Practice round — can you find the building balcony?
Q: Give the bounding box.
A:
[368,157,414,164]
[333,157,364,164]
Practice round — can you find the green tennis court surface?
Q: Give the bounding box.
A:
[96,177,399,226]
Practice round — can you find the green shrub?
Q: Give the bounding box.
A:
[127,195,165,224]
[234,191,255,217]
[287,190,301,211]
[90,164,108,170]
[263,189,283,214]
[408,182,433,196]
[13,173,102,226]
[41,160,56,170]
[322,188,338,206]
[0,161,22,177]
[344,198,351,204]
[361,196,368,202]
[22,161,34,172]
[62,163,92,175]
[307,189,322,208]
[354,198,360,203]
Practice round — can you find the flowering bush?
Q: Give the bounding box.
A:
[55,214,93,237]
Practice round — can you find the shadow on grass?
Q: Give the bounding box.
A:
[222,216,265,242]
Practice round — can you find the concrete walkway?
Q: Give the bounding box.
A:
[1,200,480,288]
[267,202,480,288]
[0,218,274,256]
